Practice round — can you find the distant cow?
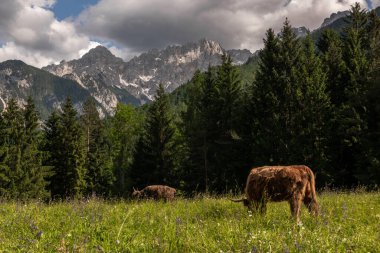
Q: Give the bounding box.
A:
[132,185,176,201]
[231,165,319,223]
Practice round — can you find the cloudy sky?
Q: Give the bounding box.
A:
[0,0,377,68]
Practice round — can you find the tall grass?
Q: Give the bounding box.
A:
[0,191,379,252]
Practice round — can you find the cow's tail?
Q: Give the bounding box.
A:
[229,198,250,207]
[306,166,319,215]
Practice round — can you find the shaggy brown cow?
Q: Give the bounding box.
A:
[132,185,176,201]
[231,165,319,223]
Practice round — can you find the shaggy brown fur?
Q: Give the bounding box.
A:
[231,165,319,223]
[132,185,176,201]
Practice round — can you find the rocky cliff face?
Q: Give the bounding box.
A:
[0,60,92,118]
[43,39,252,114]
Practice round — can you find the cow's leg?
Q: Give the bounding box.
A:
[252,201,260,213]
[303,196,319,216]
[259,200,267,214]
[303,195,313,213]
[290,194,302,223]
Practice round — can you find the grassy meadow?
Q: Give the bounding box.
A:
[0,191,379,252]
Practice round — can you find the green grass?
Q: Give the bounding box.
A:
[0,191,379,252]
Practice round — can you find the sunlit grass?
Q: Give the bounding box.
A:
[0,191,379,252]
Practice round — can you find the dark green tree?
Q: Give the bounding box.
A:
[181,69,215,193]
[0,111,10,197]
[1,99,24,198]
[210,54,244,192]
[43,110,61,197]
[296,34,331,181]
[318,29,347,105]
[250,20,303,165]
[331,3,371,185]
[181,55,244,193]
[108,103,143,197]
[249,21,330,186]
[46,97,86,199]
[131,84,178,189]
[20,97,49,199]
[81,97,113,197]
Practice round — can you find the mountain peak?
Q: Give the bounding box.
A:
[79,45,124,67]
[83,45,116,59]
[320,10,349,28]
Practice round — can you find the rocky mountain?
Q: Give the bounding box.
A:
[43,39,252,114]
[320,11,350,28]
[0,60,93,118]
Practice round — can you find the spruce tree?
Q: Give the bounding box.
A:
[131,84,177,188]
[249,28,281,165]
[211,54,244,191]
[1,99,24,198]
[109,103,142,196]
[81,97,113,197]
[250,21,330,186]
[296,34,331,180]
[0,112,10,197]
[181,69,214,192]
[250,20,303,165]
[43,110,62,197]
[46,97,86,199]
[21,97,49,199]
[318,29,347,105]
[333,3,371,185]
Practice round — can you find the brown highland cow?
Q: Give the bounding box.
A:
[231,165,319,223]
[132,185,176,201]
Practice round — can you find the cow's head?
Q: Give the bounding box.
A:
[132,187,141,198]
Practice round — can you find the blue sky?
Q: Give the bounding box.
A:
[52,0,99,20]
[366,0,373,8]
[0,0,378,68]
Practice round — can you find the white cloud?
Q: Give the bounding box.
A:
[0,0,96,67]
[372,0,380,7]
[77,0,368,54]
[0,0,374,67]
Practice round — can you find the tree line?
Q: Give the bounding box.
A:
[0,4,379,200]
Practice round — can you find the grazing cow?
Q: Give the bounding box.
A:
[132,185,176,201]
[231,165,319,223]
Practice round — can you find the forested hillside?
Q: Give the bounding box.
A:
[0,4,379,200]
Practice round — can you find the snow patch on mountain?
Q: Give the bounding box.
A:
[139,75,154,82]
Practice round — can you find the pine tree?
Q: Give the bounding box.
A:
[361,8,380,184]
[81,97,113,197]
[181,69,214,192]
[1,99,24,198]
[249,21,330,186]
[43,110,62,197]
[296,34,331,181]
[332,3,371,185]
[211,54,244,191]
[318,29,347,105]
[46,97,86,199]
[249,28,281,165]
[250,20,303,165]
[20,97,49,199]
[181,56,244,193]
[109,103,142,196]
[0,112,10,197]
[131,84,178,188]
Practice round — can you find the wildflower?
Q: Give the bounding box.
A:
[250,245,258,253]
[36,231,43,239]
